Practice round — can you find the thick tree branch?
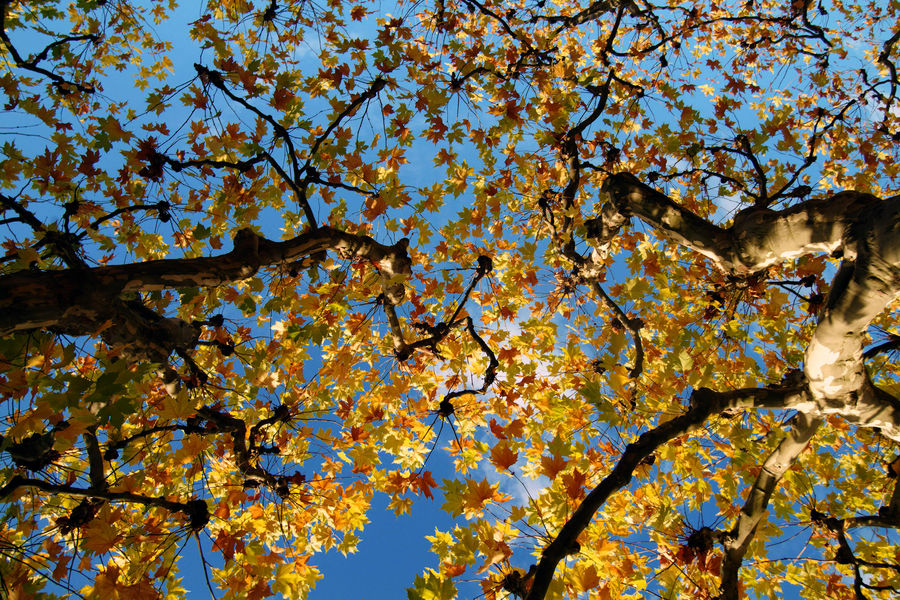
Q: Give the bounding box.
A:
[718,412,821,600]
[599,172,880,274]
[522,381,821,600]
[0,226,411,338]
[597,173,900,440]
[83,428,107,492]
[804,193,900,415]
[0,475,208,529]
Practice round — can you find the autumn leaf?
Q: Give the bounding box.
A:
[490,441,518,471]
[81,516,123,555]
[459,478,511,519]
[540,453,567,479]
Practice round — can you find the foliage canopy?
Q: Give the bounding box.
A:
[1,0,900,598]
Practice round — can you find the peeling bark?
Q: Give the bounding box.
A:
[803,198,900,434]
[598,173,900,440]
[523,174,900,600]
[599,172,880,274]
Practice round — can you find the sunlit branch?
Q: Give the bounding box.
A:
[0,226,411,338]
[382,300,407,353]
[597,173,900,439]
[599,172,880,274]
[718,412,821,600]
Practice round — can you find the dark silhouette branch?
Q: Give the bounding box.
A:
[0,1,97,94]
[523,381,821,600]
[525,387,726,600]
[194,63,317,226]
[0,475,208,529]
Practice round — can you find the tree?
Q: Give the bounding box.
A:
[1,0,899,598]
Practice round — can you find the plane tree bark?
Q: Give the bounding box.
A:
[598,173,900,437]
[524,172,900,600]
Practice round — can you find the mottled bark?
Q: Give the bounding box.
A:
[599,173,880,274]
[598,173,900,440]
[719,412,822,600]
[525,174,900,600]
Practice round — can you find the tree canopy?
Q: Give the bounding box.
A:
[1,0,900,598]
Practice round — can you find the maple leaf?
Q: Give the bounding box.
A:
[460,478,510,519]
[572,564,600,593]
[490,441,518,471]
[80,517,123,555]
[561,468,586,501]
[5,1,900,599]
[540,453,567,479]
[418,470,438,499]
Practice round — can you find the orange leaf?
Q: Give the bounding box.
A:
[490,441,518,472]
[541,453,567,479]
[461,478,510,518]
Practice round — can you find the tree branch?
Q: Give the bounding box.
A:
[525,387,735,600]
[718,412,822,600]
[599,172,880,274]
[0,475,208,529]
[597,173,900,440]
[0,226,411,338]
[0,1,97,94]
